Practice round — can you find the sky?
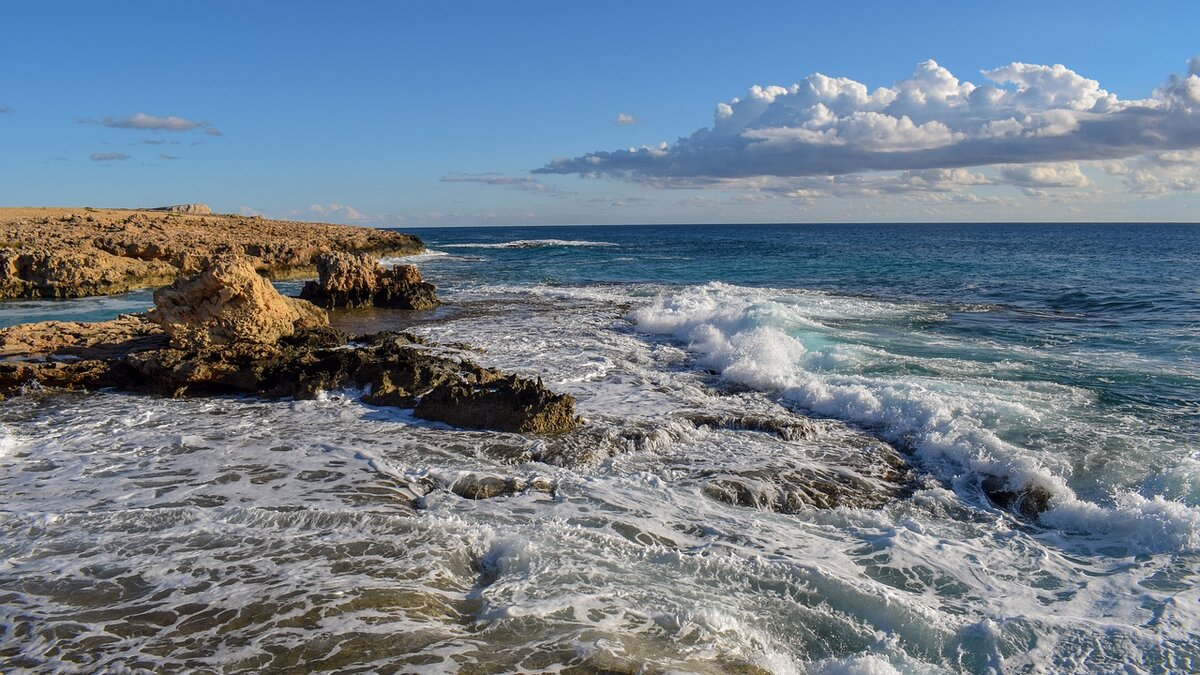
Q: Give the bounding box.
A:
[2,1,1199,226]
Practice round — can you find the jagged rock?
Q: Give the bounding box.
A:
[0,247,178,298]
[145,204,213,215]
[300,251,439,309]
[414,374,580,433]
[0,206,424,299]
[151,256,328,349]
[981,475,1054,518]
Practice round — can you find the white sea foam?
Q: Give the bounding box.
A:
[440,239,618,249]
[630,282,1200,553]
[378,249,451,266]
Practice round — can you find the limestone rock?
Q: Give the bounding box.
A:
[152,255,328,349]
[300,252,440,309]
[145,204,213,215]
[414,374,580,433]
[0,206,424,299]
[0,314,165,359]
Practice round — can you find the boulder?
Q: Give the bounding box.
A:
[152,255,328,349]
[300,252,439,309]
[414,374,580,433]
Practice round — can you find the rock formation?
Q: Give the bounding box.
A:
[145,204,213,215]
[300,252,439,309]
[0,207,424,299]
[152,255,327,349]
[0,257,578,434]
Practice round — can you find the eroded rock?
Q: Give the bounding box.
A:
[151,255,328,349]
[300,252,439,310]
[415,374,580,433]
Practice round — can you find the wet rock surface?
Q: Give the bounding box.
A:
[0,206,423,299]
[300,252,439,310]
[0,258,578,434]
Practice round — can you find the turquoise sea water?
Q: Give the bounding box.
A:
[1,222,1198,672]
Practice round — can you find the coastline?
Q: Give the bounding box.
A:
[0,206,424,299]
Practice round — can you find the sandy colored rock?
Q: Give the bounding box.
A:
[0,314,165,359]
[146,204,213,215]
[300,252,439,309]
[0,206,423,299]
[152,255,328,349]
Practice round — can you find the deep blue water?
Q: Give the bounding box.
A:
[411,222,1199,417]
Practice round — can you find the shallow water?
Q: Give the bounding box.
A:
[1,223,1198,673]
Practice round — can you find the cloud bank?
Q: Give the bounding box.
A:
[539,57,1200,185]
[86,112,221,135]
[441,172,563,194]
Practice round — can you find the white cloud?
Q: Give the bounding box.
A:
[87,112,220,135]
[539,56,1200,185]
[615,113,639,125]
[440,172,565,194]
[308,203,366,221]
[90,152,131,162]
[998,162,1090,188]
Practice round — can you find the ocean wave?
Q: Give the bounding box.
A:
[630,282,1200,553]
[440,239,619,249]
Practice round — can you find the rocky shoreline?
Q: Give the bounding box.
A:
[0,206,423,299]
[0,254,579,434]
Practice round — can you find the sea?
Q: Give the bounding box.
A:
[1,222,1198,673]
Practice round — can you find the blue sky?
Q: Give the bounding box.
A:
[2,1,1199,226]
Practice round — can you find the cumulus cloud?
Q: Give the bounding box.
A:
[90,152,131,162]
[441,172,564,194]
[86,112,220,135]
[539,57,1200,184]
[615,113,639,125]
[308,203,365,221]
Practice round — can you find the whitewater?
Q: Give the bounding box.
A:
[1,222,1197,673]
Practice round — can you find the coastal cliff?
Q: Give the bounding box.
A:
[0,206,423,299]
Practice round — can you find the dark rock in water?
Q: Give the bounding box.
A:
[415,374,581,434]
[300,251,439,310]
[447,473,555,500]
[701,453,909,513]
[685,412,816,441]
[981,474,1054,519]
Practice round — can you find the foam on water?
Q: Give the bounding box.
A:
[629,282,1200,555]
[4,224,1200,671]
[440,239,619,249]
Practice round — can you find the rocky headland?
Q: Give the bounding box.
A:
[0,255,578,434]
[0,206,423,299]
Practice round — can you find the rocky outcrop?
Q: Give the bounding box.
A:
[145,204,213,215]
[300,252,439,309]
[151,255,327,349]
[0,207,424,299]
[414,374,580,433]
[0,258,578,434]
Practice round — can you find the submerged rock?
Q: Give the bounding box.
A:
[152,255,328,349]
[300,251,439,310]
[981,474,1055,519]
